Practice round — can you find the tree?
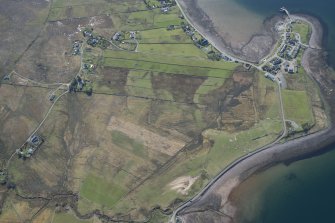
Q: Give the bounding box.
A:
[302,122,311,133]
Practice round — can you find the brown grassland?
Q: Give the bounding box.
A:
[0,0,326,222]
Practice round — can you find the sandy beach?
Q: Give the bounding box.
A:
[175,2,335,222]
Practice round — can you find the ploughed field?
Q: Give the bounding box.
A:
[0,0,325,222]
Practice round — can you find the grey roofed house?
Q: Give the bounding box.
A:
[291,44,301,58]
[288,64,296,74]
[3,74,10,80]
[161,7,169,13]
[129,31,136,39]
[49,94,56,102]
[265,72,276,82]
[112,32,121,41]
[29,135,42,146]
[27,134,43,148]
[83,30,93,37]
[279,44,287,54]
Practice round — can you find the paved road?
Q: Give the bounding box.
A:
[174,0,260,69]
[5,43,85,170]
[170,2,290,223]
[6,89,69,169]
[170,83,286,223]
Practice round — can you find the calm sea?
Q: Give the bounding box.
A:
[232,145,335,223]
[197,0,335,67]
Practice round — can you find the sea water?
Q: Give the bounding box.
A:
[231,145,335,223]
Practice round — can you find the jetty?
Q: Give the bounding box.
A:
[280,7,292,21]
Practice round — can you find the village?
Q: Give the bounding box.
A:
[261,8,308,86]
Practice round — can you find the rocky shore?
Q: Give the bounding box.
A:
[176,3,335,222]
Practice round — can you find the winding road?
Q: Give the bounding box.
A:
[169,3,298,223]
[4,42,85,170]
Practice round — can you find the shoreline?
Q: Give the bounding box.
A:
[174,2,335,222]
[176,0,281,63]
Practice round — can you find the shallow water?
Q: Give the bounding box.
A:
[197,0,335,67]
[231,145,335,223]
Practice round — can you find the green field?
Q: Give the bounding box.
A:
[113,119,282,212]
[137,43,206,57]
[80,174,127,208]
[104,50,236,67]
[104,57,235,77]
[103,50,237,78]
[282,90,314,126]
[111,130,148,158]
[139,28,192,43]
[292,21,311,44]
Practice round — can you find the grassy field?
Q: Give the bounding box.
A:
[113,119,282,213]
[103,50,237,78]
[104,50,237,67]
[80,174,127,208]
[139,28,193,43]
[104,57,235,77]
[292,21,311,44]
[111,130,148,159]
[282,90,314,126]
[111,72,283,213]
[138,43,206,57]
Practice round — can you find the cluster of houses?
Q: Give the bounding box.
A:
[262,58,282,75]
[279,32,301,60]
[69,76,93,95]
[18,135,43,159]
[181,23,194,36]
[72,40,81,55]
[221,54,233,62]
[181,22,234,62]
[262,36,300,78]
[112,31,137,42]
[83,63,95,73]
[69,76,85,92]
[83,28,110,49]
[144,0,176,11]
[181,23,208,47]
[167,25,176,30]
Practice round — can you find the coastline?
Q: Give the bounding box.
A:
[174,2,335,222]
[176,0,281,63]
